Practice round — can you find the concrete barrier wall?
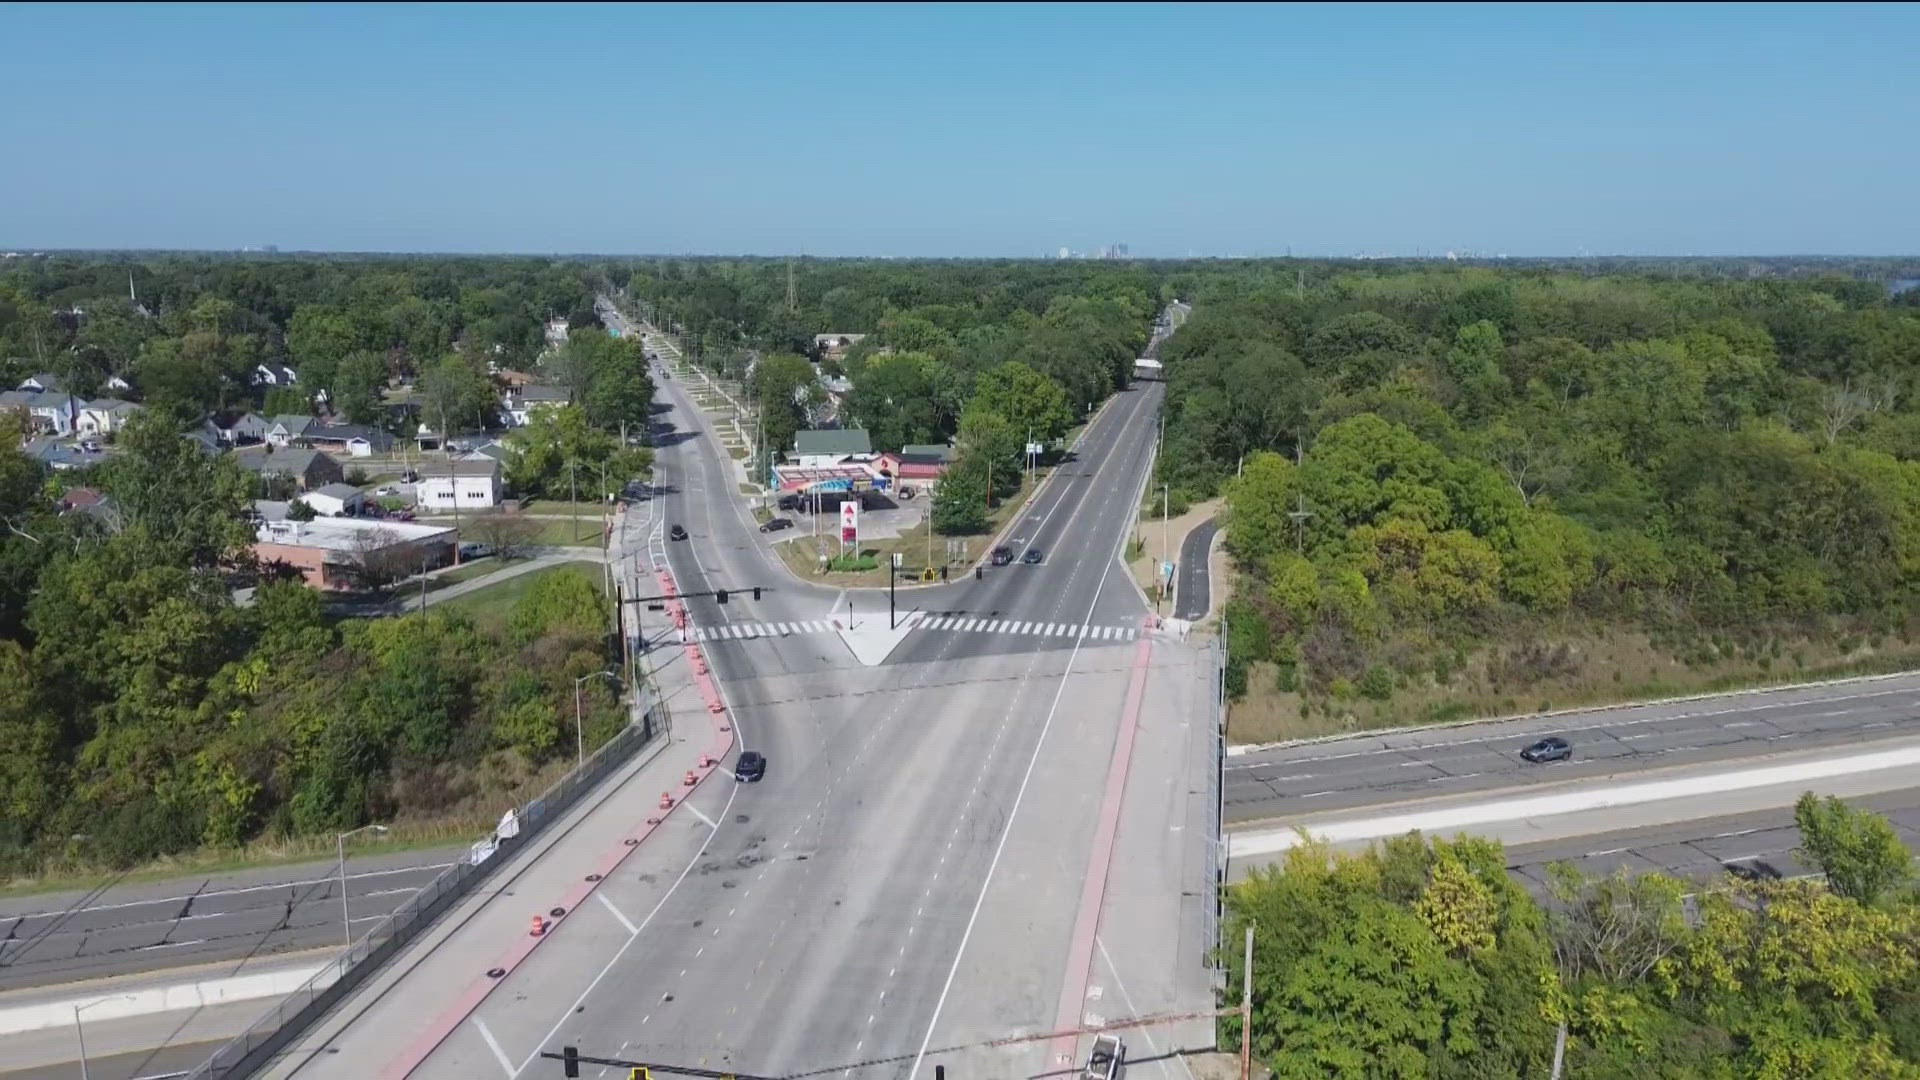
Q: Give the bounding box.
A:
[0,963,325,1035]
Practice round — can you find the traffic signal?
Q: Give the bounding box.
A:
[752,586,762,601]
[715,589,729,604]
[562,1046,579,1078]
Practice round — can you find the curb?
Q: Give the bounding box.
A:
[379,568,736,1080]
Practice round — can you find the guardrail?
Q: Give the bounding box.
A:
[185,693,667,1079]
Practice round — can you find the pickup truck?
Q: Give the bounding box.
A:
[1083,1034,1123,1080]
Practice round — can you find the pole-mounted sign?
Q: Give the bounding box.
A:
[840,500,858,546]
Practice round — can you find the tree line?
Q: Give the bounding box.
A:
[1153,268,1920,704]
[1224,795,1919,1077]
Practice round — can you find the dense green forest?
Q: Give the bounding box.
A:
[1225,795,1920,1077]
[0,412,625,875]
[1153,268,1920,721]
[618,258,1155,533]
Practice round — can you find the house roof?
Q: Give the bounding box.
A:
[813,334,867,347]
[233,446,330,475]
[899,443,956,462]
[268,414,314,435]
[305,423,393,450]
[255,516,454,557]
[25,438,99,468]
[86,398,142,415]
[420,458,502,478]
[462,442,511,462]
[308,482,363,501]
[793,428,872,457]
[21,373,64,391]
[512,385,571,403]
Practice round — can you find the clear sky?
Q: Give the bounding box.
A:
[4,2,1916,257]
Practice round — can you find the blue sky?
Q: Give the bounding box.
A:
[4,2,1916,256]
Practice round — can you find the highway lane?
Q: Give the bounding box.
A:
[1502,784,1920,892]
[1225,671,1920,824]
[409,314,1202,1079]
[0,850,459,994]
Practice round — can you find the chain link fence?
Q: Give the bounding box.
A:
[185,694,666,1080]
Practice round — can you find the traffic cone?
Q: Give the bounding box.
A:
[530,915,546,937]
[659,791,674,810]
[683,770,697,786]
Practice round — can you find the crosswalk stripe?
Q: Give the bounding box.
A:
[774,622,792,634]
[1100,626,1114,640]
[1049,622,1065,636]
[1060,624,1075,636]
[964,619,981,632]
[928,617,948,630]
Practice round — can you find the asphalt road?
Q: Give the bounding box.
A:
[1502,784,1920,892]
[0,849,461,993]
[1172,517,1217,621]
[401,312,1213,1079]
[1224,671,1920,824]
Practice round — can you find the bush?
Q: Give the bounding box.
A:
[827,553,879,572]
[1358,664,1394,700]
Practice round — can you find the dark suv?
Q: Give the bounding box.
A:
[990,546,1015,566]
[735,751,766,782]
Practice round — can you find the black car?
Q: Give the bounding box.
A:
[1519,736,1572,763]
[990,545,1015,566]
[1021,548,1044,565]
[735,751,766,782]
[669,524,688,541]
[777,494,800,511]
[759,517,793,533]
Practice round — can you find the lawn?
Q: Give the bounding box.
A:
[439,560,606,626]
[417,515,609,546]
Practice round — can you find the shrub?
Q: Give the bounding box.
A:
[1358,664,1394,700]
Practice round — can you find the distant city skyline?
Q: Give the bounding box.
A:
[3,2,1917,256]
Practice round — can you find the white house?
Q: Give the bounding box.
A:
[221,412,270,445]
[266,414,314,447]
[543,318,570,349]
[296,482,366,518]
[105,373,134,393]
[253,363,299,388]
[77,399,142,437]
[17,373,64,393]
[0,390,80,436]
[415,459,503,510]
[503,385,569,427]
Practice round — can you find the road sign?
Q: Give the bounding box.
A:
[840,500,858,545]
[1026,442,1044,456]
[1161,560,1175,582]
[891,552,903,568]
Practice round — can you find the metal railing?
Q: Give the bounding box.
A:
[1202,633,1227,970]
[186,694,666,1079]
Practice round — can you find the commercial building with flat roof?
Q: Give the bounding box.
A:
[254,517,456,591]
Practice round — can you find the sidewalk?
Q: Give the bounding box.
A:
[252,560,735,1078]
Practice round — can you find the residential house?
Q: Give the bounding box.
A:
[182,428,222,455]
[265,415,314,448]
[813,334,867,363]
[875,443,955,485]
[232,446,345,491]
[791,428,873,469]
[503,385,570,427]
[252,363,299,388]
[491,368,535,389]
[543,318,570,350]
[304,423,392,458]
[23,437,100,471]
[220,412,269,445]
[77,399,143,437]
[415,458,503,511]
[17,373,64,393]
[296,482,366,518]
[459,441,511,465]
[254,517,456,591]
[0,390,81,436]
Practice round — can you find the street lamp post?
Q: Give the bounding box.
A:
[573,670,621,768]
[74,996,131,1080]
[336,823,389,949]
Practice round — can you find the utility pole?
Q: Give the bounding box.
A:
[569,459,580,545]
[1240,925,1255,1080]
[1161,483,1170,610]
[1287,495,1314,555]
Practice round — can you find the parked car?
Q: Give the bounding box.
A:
[990,545,1015,566]
[1022,547,1044,565]
[670,524,688,541]
[1519,736,1572,763]
[735,751,766,782]
[777,494,800,511]
[459,542,493,560]
[759,517,793,533]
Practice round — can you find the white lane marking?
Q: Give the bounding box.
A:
[472,1016,516,1079]
[684,802,718,829]
[1097,936,1198,1080]
[596,892,638,935]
